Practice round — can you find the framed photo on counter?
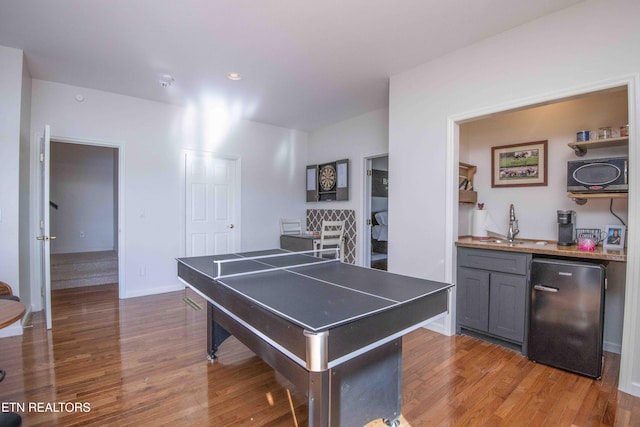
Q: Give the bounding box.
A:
[604,225,625,249]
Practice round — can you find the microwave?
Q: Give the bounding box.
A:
[567,156,628,193]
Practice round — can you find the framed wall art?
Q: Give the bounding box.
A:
[491,140,548,188]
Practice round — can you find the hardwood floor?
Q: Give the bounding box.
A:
[0,284,638,426]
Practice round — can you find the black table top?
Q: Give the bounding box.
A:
[177,249,451,332]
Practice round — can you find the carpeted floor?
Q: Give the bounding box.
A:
[50,251,118,289]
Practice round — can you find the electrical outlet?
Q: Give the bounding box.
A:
[80,231,85,238]
[139,266,146,277]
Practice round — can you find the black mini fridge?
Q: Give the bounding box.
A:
[528,258,606,378]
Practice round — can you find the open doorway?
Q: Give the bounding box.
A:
[364,155,388,270]
[49,142,119,294]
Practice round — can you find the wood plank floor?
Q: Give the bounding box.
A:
[1,284,638,426]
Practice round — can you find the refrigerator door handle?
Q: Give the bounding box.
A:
[533,284,559,293]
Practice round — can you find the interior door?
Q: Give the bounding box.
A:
[185,152,239,256]
[37,125,53,329]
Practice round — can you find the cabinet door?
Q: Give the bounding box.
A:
[457,267,490,332]
[306,164,318,202]
[489,273,527,342]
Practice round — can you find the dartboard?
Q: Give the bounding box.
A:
[319,164,336,191]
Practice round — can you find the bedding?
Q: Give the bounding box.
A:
[371,211,388,254]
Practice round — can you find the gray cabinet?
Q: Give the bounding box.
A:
[457,247,531,352]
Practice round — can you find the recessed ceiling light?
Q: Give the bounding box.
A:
[227,72,242,81]
[159,74,175,88]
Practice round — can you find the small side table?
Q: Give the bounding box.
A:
[0,299,25,329]
[0,299,25,426]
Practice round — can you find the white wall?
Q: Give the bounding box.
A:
[50,142,116,254]
[459,89,629,240]
[389,0,640,396]
[18,49,32,313]
[30,79,308,299]
[0,46,26,337]
[307,108,389,265]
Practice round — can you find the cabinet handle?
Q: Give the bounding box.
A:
[533,284,558,293]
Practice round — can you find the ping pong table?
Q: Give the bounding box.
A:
[177,249,452,426]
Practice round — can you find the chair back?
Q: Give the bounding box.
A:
[280,218,302,235]
[0,281,14,296]
[320,220,345,260]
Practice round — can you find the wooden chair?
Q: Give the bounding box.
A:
[0,281,19,302]
[319,220,345,262]
[280,218,302,235]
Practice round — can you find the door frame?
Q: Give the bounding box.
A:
[31,134,125,311]
[181,149,242,257]
[361,153,388,268]
[447,73,639,396]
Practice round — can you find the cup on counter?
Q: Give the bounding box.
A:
[578,237,596,251]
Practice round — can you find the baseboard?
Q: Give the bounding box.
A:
[422,313,447,335]
[603,340,622,354]
[124,283,184,299]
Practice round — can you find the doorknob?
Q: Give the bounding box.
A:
[35,236,57,241]
[36,236,45,241]
[228,224,234,229]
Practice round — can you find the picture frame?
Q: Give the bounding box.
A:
[604,225,625,249]
[491,140,548,188]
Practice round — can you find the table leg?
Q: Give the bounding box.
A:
[308,370,330,427]
[207,302,231,361]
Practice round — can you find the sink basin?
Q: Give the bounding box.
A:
[484,239,525,245]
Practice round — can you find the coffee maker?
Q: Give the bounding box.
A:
[557,210,576,246]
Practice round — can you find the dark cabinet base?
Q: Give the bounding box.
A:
[456,247,531,355]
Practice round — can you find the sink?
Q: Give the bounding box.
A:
[484,239,525,245]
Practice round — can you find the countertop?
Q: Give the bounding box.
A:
[456,236,627,262]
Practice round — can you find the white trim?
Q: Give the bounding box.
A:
[619,73,640,397]
[124,283,184,299]
[446,74,640,397]
[604,340,622,355]
[361,153,389,269]
[47,135,126,300]
[362,157,373,268]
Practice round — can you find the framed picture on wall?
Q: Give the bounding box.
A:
[491,140,548,188]
[604,225,625,249]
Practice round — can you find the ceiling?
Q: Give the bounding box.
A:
[0,0,583,131]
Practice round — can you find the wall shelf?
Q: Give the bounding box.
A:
[568,192,628,205]
[568,136,628,156]
[459,162,477,204]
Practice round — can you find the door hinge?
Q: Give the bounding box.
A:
[40,152,44,162]
[367,169,372,176]
[41,287,45,297]
[367,219,372,225]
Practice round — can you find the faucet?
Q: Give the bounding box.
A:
[507,204,519,242]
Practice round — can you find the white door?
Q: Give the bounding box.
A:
[185,153,239,256]
[37,125,53,329]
